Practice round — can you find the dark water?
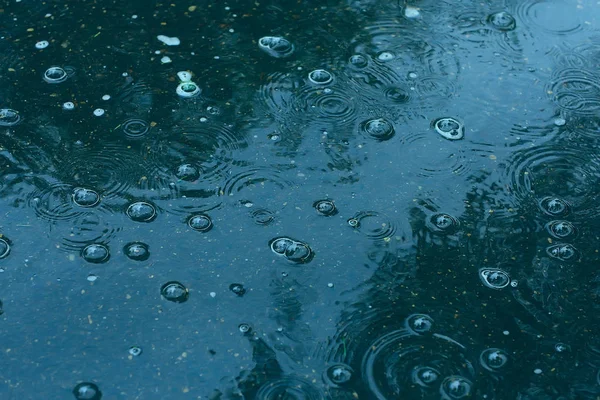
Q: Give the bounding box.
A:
[1,0,600,398]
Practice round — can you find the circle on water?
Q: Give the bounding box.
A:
[128,346,142,356]
[347,218,360,228]
[429,213,459,233]
[238,323,252,334]
[122,119,150,138]
[35,40,49,49]
[126,202,157,222]
[384,86,411,103]
[313,199,337,216]
[63,102,75,110]
[0,238,11,259]
[487,11,517,31]
[406,313,434,334]
[258,36,294,58]
[284,241,313,264]
[72,188,100,207]
[539,197,570,217]
[124,242,150,261]
[377,51,396,61]
[324,364,354,387]
[0,109,21,126]
[229,283,246,297]
[160,281,189,303]
[479,268,511,289]
[480,348,509,372]
[546,220,576,239]
[81,244,110,264]
[362,118,395,141]
[73,382,102,400]
[188,214,213,232]
[349,54,368,68]
[269,237,295,255]
[43,66,68,83]
[175,164,200,181]
[546,243,578,261]
[308,69,333,85]
[434,117,464,140]
[440,375,472,399]
[250,208,275,225]
[412,366,441,388]
[176,82,201,98]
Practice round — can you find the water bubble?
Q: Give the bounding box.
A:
[81,244,110,264]
[479,268,511,289]
[412,366,440,388]
[284,241,313,264]
[93,109,105,117]
[429,213,460,233]
[188,214,213,232]
[175,164,200,181]
[160,281,189,303]
[313,199,337,216]
[128,346,142,356]
[404,6,421,18]
[347,218,360,228]
[35,40,49,49]
[362,118,395,141]
[229,283,246,297]
[349,54,368,68]
[0,238,11,259]
[258,36,295,58]
[546,220,577,239]
[487,11,517,31]
[267,133,280,142]
[308,69,334,85]
[177,71,193,82]
[176,82,201,98]
[440,376,472,399]
[546,243,578,261]
[324,364,354,387]
[433,117,464,140]
[72,382,102,400]
[121,119,150,138]
[479,348,509,372]
[124,242,150,261]
[101,95,111,101]
[554,117,566,126]
[0,109,21,126]
[63,102,75,110]
[43,66,68,83]
[126,202,157,223]
[376,51,396,61]
[539,197,570,217]
[72,188,100,208]
[269,237,294,255]
[406,313,434,334]
[238,323,252,334]
[555,343,570,353]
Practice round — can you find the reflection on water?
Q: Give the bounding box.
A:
[1,0,600,398]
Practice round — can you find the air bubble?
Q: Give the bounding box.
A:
[43,66,68,83]
[440,376,472,399]
[284,241,313,264]
[188,214,213,232]
[480,348,509,372]
[124,242,150,261]
[347,218,360,228]
[479,268,511,289]
[121,119,150,138]
[362,118,395,141]
[324,364,354,387]
[176,82,201,98]
[72,188,100,207]
[175,164,200,181]
[554,118,566,126]
[35,40,49,49]
[73,382,102,400]
[160,281,189,303]
[546,220,577,239]
[238,323,252,334]
[81,244,110,264]
[308,69,334,85]
[258,36,295,58]
[487,11,517,31]
[349,54,368,68]
[0,109,21,126]
[546,243,578,261]
[126,201,157,222]
[539,197,570,217]
[229,283,246,297]
[128,346,142,356]
[404,6,421,18]
[433,117,464,140]
[0,238,11,259]
[177,71,193,82]
[412,366,440,388]
[63,102,75,110]
[93,109,105,117]
[406,314,434,334]
[377,51,396,61]
[313,199,337,216]
[429,213,459,233]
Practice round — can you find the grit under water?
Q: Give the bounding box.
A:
[1,0,600,399]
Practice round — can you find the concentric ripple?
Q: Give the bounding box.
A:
[28,182,94,222]
[120,118,151,138]
[0,109,21,126]
[220,167,295,199]
[361,118,395,141]
[288,85,359,127]
[546,68,600,116]
[255,377,324,399]
[514,0,585,35]
[347,211,396,241]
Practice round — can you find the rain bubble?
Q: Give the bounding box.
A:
[349,54,368,68]
[101,95,111,101]
[546,243,578,261]
[175,164,200,181]
[480,348,509,372]
[35,40,49,49]
[176,82,201,98]
[362,118,395,141]
[160,281,189,303]
[63,102,75,110]
[188,214,213,232]
[347,218,360,228]
[122,119,150,138]
[93,109,105,117]
[308,69,334,85]
[128,346,142,356]
[124,242,150,261]
[0,238,11,259]
[284,241,314,264]
[324,364,354,387]
[0,109,21,126]
[313,199,337,216]
[546,220,577,239]
[229,283,246,297]
[479,268,511,289]
[404,6,421,18]
[43,66,68,83]
[429,213,459,233]
[269,237,294,255]
[377,51,396,61]
[554,117,566,126]
[406,313,434,334]
[81,244,110,264]
[412,366,440,388]
[487,11,516,31]
[72,382,102,400]
[433,117,464,140]
[238,323,252,334]
[72,188,100,208]
[539,197,570,217]
[440,376,472,399]
[258,36,294,58]
[126,202,157,223]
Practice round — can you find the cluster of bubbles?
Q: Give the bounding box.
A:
[539,197,579,261]
[269,236,314,264]
[258,36,295,58]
